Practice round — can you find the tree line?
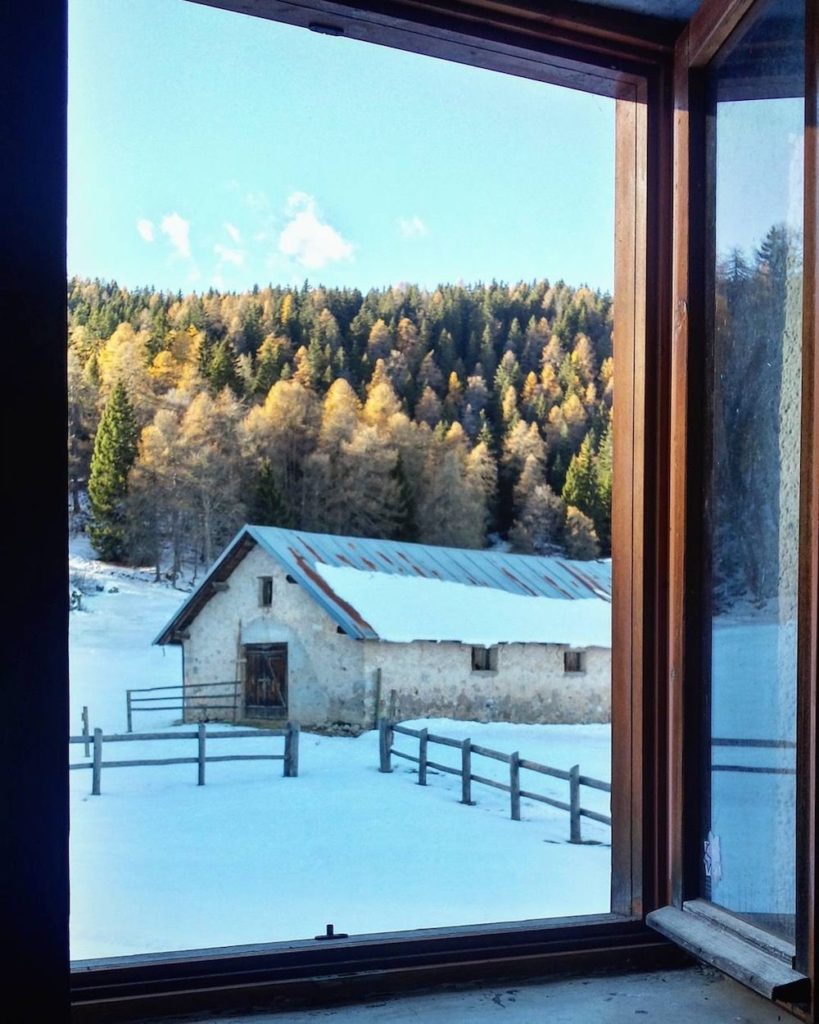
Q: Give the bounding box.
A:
[68,275,614,580]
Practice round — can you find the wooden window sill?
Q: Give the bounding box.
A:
[646,901,809,1003]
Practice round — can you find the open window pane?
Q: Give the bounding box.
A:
[67,0,623,961]
[703,0,805,944]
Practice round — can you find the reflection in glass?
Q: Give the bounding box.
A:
[704,0,804,942]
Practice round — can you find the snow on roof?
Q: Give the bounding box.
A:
[314,563,611,647]
[155,525,612,647]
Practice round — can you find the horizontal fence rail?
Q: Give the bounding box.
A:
[126,681,240,732]
[711,736,797,776]
[378,719,610,844]
[69,721,299,795]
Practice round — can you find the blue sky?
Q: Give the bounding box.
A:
[68,0,615,294]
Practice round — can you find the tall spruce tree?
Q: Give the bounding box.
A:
[250,458,290,527]
[88,381,139,561]
[562,432,598,523]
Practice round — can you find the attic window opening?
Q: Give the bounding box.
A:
[564,650,587,674]
[259,576,273,607]
[471,646,498,672]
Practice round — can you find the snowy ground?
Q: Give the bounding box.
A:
[68,536,612,962]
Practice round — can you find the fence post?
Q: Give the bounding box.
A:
[126,690,133,734]
[418,728,428,786]
[461,739,474,805]
[510,751,521,821]
[569,764,582,843]
[284,721,300,777]
[378,718,393,773]
[92,728,102,796]
[82,705,90,758]
[198,723,206,786]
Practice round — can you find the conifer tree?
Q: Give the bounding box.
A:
[415,385,443,427]
[254,336,284,395]
[509,481,565,555]
[418,350,444,393]
[207,339,241,396]
[88,382,139,561]
[391,455,419,541]
[564,505,600,560]
[594,419,613,552]
[562,432,598,522]
[443,371,464,422]
[250,458,289,527]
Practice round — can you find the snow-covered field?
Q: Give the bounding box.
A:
[68,537,611,962]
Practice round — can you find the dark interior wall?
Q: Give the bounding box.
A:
[3,0,70,1020]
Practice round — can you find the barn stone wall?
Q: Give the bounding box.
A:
[364,641,610,726]
[181,543,611,728]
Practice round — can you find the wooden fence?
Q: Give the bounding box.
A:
[378,719,611,844]
[126,681,241,732]
[69,719,299,795]
[711,736,797,775]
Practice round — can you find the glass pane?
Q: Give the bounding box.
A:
[704,0,804,943]
[67,0,618,959]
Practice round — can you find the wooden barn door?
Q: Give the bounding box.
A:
[244,643,288,719]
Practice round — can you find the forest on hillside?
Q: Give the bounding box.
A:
[68,275,614,580]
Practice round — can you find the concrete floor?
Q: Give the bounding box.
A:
[172,966,801,1023]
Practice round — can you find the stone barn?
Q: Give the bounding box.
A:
[154,525,612,729]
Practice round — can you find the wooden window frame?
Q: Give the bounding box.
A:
[471,645,498,672]
[564,650,587,674]
[24,1,818,1022]
[647,0,819,1018]
[258,575,273,607]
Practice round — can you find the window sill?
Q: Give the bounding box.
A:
[70,914,684,1023]
[646,902,809,1004]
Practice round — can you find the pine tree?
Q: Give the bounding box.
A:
[564,505,600,560]
[562,432,598,521]
[391,454,419,541]
[443,371,464,422]
[415,385,443,427]
[88,382,139,561]
[207,339,241,396]
[250,458,290,527]
[509,482,565,555]
[594,419,613,552]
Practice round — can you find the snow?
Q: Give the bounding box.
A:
[708,616,796,922]
[68,537,611,962]
[314,562,612,648]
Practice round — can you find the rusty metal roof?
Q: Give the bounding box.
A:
[155,525,611,646]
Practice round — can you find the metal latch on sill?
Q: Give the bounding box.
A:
[315,923,349,941]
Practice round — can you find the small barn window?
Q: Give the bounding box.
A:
[471,646,498,672]
[564,650,586,674]
[258,576,273,607]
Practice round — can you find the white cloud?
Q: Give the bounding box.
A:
[214,242,244,266]
[224,222,241,244]
[285,191,314,216]
[245,190,270,212]
[136,219,155,242]
[399,215,428,239]
[160,212,191,259]
[278,192,353,270]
